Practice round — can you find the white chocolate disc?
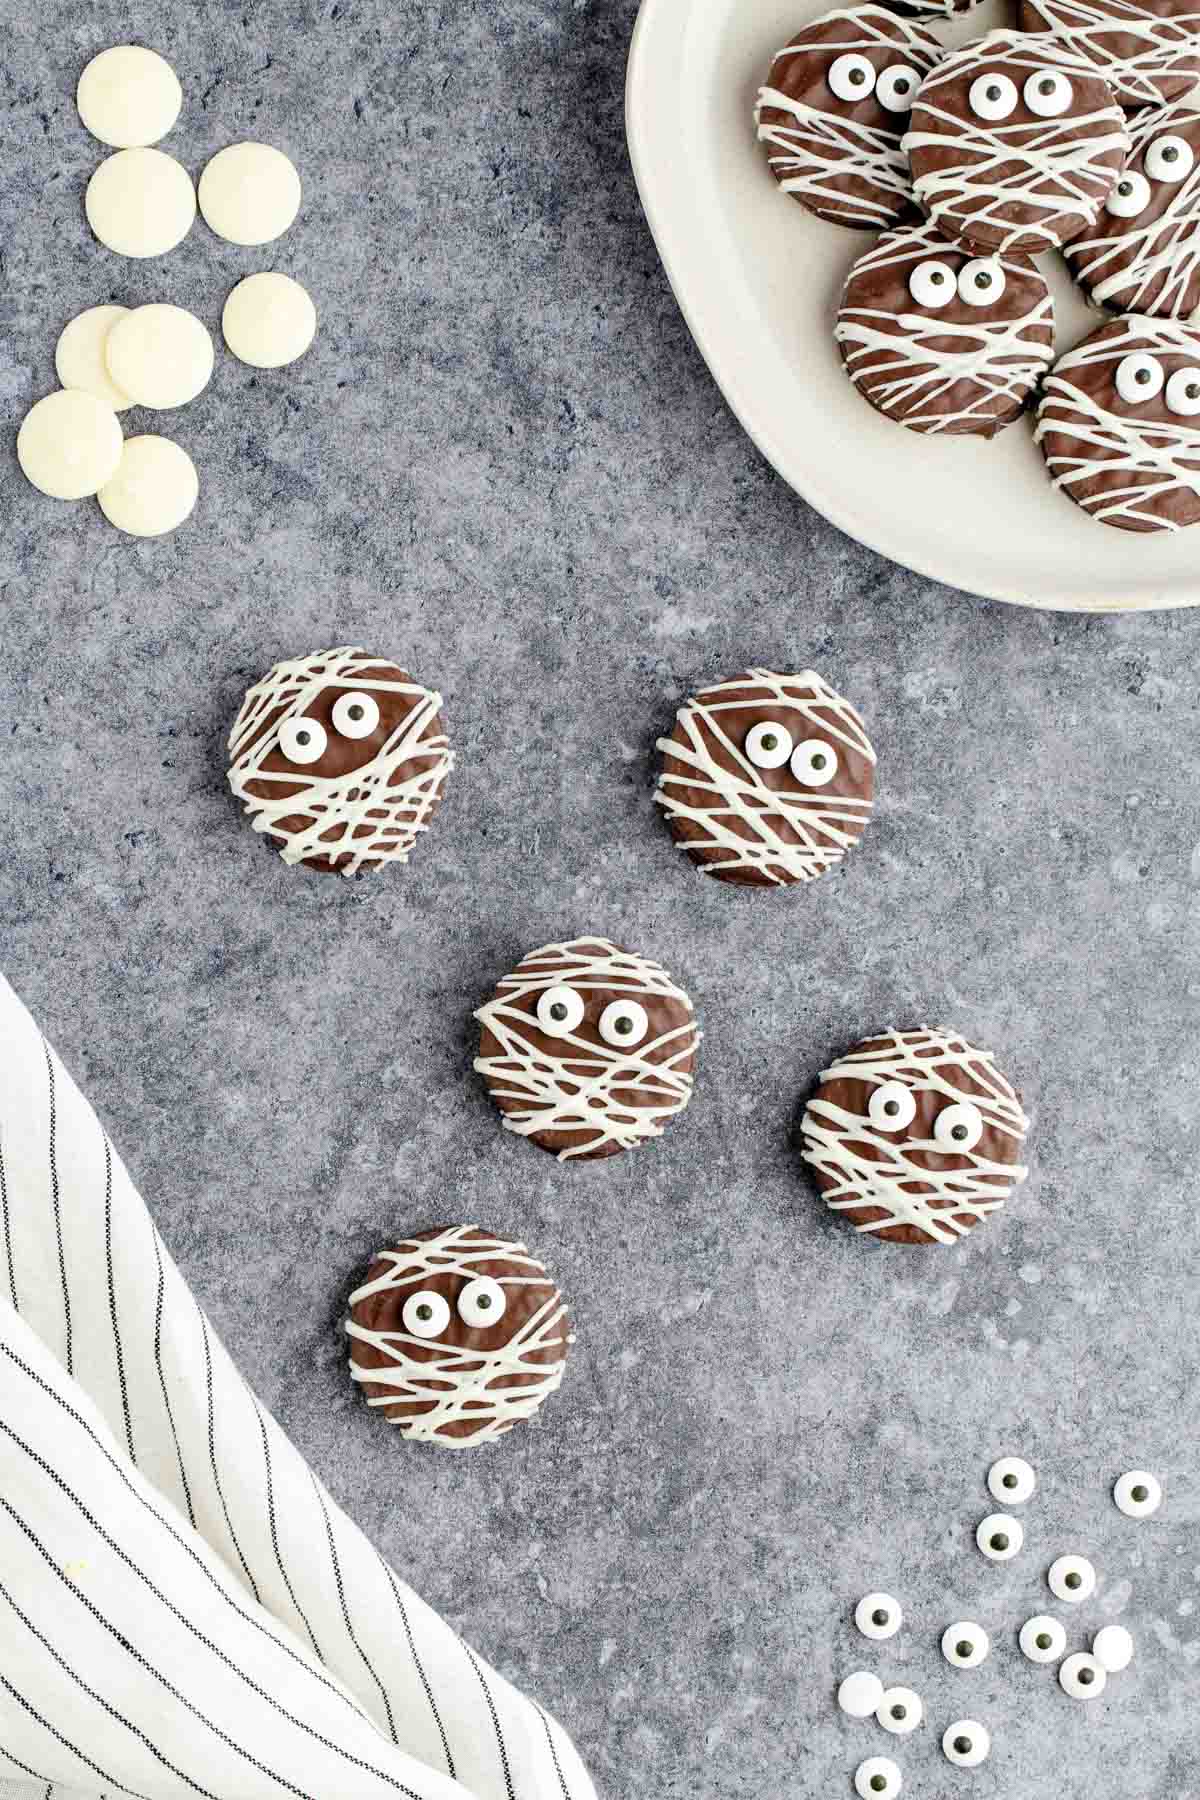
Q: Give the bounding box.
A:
[977,1513,1023,1560]
[855,1592,902,1639]
[943,1720,990,1767]
[85,148,196,257]
[1019,1615,1066,1663]
[199,142,301,245]
[222,272,316,369]
[105,304,214,409]
[1048,1553,1096,1602]
[942,1621,989,1667]
[877,1686,922,1735]
[17,390,122,499]
[855,1756,902,1799]
[988,1455,1036,1504]
[1093,1624,1134,1672]
[1114,1470,1162,1517]
[838,1670,885,1718]
[97,435,198,536]
[77,45,182,148]
[1060,1651,1106,1699]
[55,305,133,410]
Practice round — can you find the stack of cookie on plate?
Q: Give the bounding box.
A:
[755,1,1200,531]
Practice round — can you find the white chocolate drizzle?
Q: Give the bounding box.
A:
[1035,314,1200,530]
[474,938,699,1160]
[226,646,452,876]
[1020,0,1200,108]
[1069,94,1200,318]
[802,1026,1029,1244]
[347,1225,572,1447]
[835,222,1054,433]
[655,669,876,884]
[755,7,941,228]
[904,31,1130,253]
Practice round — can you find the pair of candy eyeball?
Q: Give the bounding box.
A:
[942,1620,989,1668]
[1114,354,1200,414]
[909,257,1007,310]
[1108,135,1195,216]
[988,1455,1036,1504]
[828,52,920,112]
[744,721,838,787]
[977,1512,1023,1561]
[854,1757,902,1799]
[278,689,382,765]
[855,1592,902,1640]
[535,986,649,1047]
[943,1720,990,1767]
[1114,1469,1162,1517]
[968,68,1072,122]
[401,1277,507,1338]
[1048,1553,1096,1603]
[867,1081,984,1150]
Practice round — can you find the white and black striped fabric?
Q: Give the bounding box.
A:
[0,971,596,1800]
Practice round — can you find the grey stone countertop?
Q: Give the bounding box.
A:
[0,3,1197,1797]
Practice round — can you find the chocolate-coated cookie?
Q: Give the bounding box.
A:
[1019,0,1200,109]
[835,220,1054,436]
[474,937,699,1161]
[226,646,452,876]
[655,669,876,886]
[1035,314,1200,531]
[802,1026,1029,1245]
[754,5,942,229]
[346,1225,572,1446]
[904,31,1129,253]
[1067,93,1200,318]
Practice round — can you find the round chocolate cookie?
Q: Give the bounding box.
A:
[1019,0,1200,109]
[802,1026,1029,1245]
[754,5,942,230]
[474,937,699,1161]
[835,220,1054,437]
[1036,315,1200,531]
[226,646,452,876]
[654,669,876,886]
[1067,93,1200,319]
[346,1225,572,1446]
[904,31,1129,254]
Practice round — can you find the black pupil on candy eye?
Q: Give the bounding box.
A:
[1164,145,1179,161]
[873,1609,889,1626]
[550,1003,567,1021]
[1136,368,1152,384]
[1066,1571,1081,1588]
[955,1738,972,1755]
[850,66,867,84]
[930,270,945,285]
[871,1780,887,1794]
[885,1101,899,1115]
[987,83,1001,100]
[1132,1483,1149,1501]
[296,729,310,745]
[762,733,778,750]
[1187,388,1200,403]
[952,1124,969,1140]
[1119,181,1133,195]
[348,704,364,720]
[812,752,827,768]
[1003,1473,1017,1487]
[1038,78,1054,94]
[975,273,992,290]
[476,1294,492,1309]
[991,1533,1008,1550]
[1037,1633,1052,1649]
[1079,1668,1094,1685]
[417,1304,432,1321]
[956,1641,972,1659]
[615,1016,633,1034]
[891,1704,906,1721]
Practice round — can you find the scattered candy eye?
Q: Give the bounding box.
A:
[855,1592,902,1640]
[457,1276,507,1328]
[1048,1554,1096,1602]
[877,1686,922,1736]
[402,1290,451,1339]
[1019,1614,1066,1663]
[943,1720,990,1767]
[1113,1468,1162,1516]
[909,258,956,309]
[934,1100,984,1152]
[598,999,649,1048]
[1165,369,1200,417]
[838,1670,885,1718]
[1106,170,1151,217]
[942,1620,989,1668]
[278,715,328,765]
[969,72,1018,120]
[1146,133,1194,182]
[536,985,585,1038]
[988,1455,1036,1504]
[829,52,878,103]
[1060,1651,1107,1700]
[1092,1624,1134,1673]
[1116,351,1165,404]
[958,258,1006,307]
[331,690,381,739]
[854,1756,902,1800]
[977,1512,1023,1561]
[867,1080,917,1132]
[790,737,839,787]
[877,63,919,113]
[745,720,794,770]
[1024,69,1073,116]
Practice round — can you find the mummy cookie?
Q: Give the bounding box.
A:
[1068,93,1200,320]
[801,1026,1029,1245]
[834,221,1054,437]
[226,646,452,875]
[346,1225,572,1446]
[1019,0,1200,108]
[654,669,875,886]
[474,937,700,1161]
[904,31,1129,254]
[1035,315,1200,531]
[754,6,941,230]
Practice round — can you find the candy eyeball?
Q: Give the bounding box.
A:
[838,1670,885,1718]
[958,258,1006,308]
[934,1100,984,1151]
[598,999,649,1048]
[1060,1651,1107,1699]
[1166,369,1200,417]
[988,1454,1036,1504]
[1019,1614,1066,1663]
[877,1686,922,1736]
[877,63,919,113]
[1107,171,1151,218]
[1146,133,1194,182]
[909,259,956,308]
[1114,1469,1162,1517]
[969,72,1017,121]
[868,1080,917,1132]
[977,1512,1023,1561]
[278,716,327,765]
[943,1720,990,1767]
[456,1276,507,1328]
[829,52,878,103]
[790,738,838,787]
[744,720,793,769]
[536,985,585,1038]
[1024,69,1073,117]
[1048,1553,1096,1602]
[942,1621,989,1668]
[1092,1624,1134,1673]
[855,1592,902,1640]
[401,1290,451,1338]
[1116,351,1165,404]
[331,690,380,739]
[855,1757,902,1799]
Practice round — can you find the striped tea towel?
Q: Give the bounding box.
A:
[0,970,596,1800]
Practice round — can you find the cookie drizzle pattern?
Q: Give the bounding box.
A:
[1070,94,1200,317]
[755,8,940,228]
[904,33,1130,252]
[347,1227,573,1446]
[227,646,452,876]
[835,226,1054,432]
[655,670,875,883]
[474,939,699,1160]
[803,1026,1029,1243]
[1036,316,1200,530]
[1020,0,1200,108]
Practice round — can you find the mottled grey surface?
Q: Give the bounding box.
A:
[1,3,1198,1797]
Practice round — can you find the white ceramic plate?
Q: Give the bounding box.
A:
[626,0,1200,611]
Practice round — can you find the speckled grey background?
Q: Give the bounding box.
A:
[1,3,1198,1796]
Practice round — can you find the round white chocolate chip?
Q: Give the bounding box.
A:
[86,147,196,257]
[97,435,198,536]
[105,304,214,409]
[17,390,123,499]
[55,305,133,410]
[988,1455,1036,1504]
[1048,1554,1096,1603]
[855,1756,902,1798]
[977,1513,1023,1561]
[222,272,316,369]
[838,1670,885,1718]
[1019,1614,1066,1663]
[199,142,301,245]
[1114,1470,1162,1518]
[943,1720,990,1767]
[942,1621,989,1668]
[1060,1651,1106,1699]
[877,1687,922,1736]
[855,1593,902,1640]
[1093,1624,1134,1673]
[77,45,182,148]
